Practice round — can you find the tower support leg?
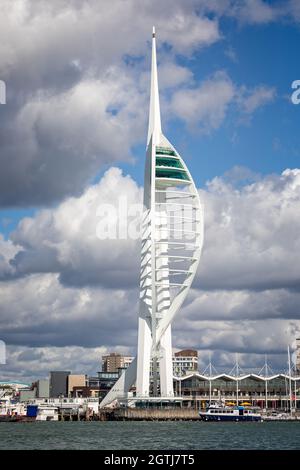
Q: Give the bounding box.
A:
[136,316,152,397]
[159,324,174,396]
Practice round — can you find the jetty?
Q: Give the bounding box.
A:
[99,407,200,421]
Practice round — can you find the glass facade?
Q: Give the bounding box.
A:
[177,375,300,400]
[156,168,190,181]
[156,157,183,169]
[156,146,176,156]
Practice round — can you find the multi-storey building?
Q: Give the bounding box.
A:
[101,353,134,373]
[173,350,198,377]
[149,349,199,378]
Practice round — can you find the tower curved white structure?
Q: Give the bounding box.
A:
[100,28,203,408]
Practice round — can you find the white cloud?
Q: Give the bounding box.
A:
[238,85,276,114]
[169,73,276,132]
[0,234,20,279]
[170,71,235,132]
[0,166,300,378]
[0,0,281,206]
[0,272,138,348]
[9,167,142,287]
[5,166,300,295]
[158,12,220,54]
[152,62,193,90]
[198,168,300,291]
[0,0,222,206]
[288,0,300,21]
[0,0,221,78]
[230,0,282,24]
[3,345,112,383]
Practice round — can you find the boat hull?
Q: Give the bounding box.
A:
[0,415,35,423]
[199,413,262,422]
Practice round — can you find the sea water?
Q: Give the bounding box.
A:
[0,421,300,450]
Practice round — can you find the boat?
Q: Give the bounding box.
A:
[0,404,38,423]
[199,404,262,422]
[36,404,59,421]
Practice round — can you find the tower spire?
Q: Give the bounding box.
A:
[147,26,162,146]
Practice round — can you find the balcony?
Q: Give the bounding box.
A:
[156,157,183,169]
[156,168,190,181]
[156,146,177,157]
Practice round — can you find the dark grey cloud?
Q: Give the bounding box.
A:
[0,0,221,207]
[0,272,139,348]
[1,0,286,208]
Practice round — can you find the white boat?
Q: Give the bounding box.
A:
[36,405,59,421]
[199,404,262,422]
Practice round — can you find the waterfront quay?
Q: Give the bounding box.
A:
[99,407,200,421]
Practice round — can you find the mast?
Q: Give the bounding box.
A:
[148,26,161,396]
[209,356,212,405]
[264,355,268,411]
[288,345,293,415]
[236,354,239,406]
[147,26,162,147]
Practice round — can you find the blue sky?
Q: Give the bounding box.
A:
[125,18,300,188]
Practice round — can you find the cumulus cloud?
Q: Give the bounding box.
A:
[198,168,300,291]
[1,73,145,207]
[9,167,142,288]
[0,234,20,279]
[170,71,235,133]
[0,167,300,380]
[230,0,282,24]
[0,273,138,349]
[0,0,299,380]
[6,167,300,294]
[0,0,221,207]
[3,345,117,383]
[0,0,282,208]
[238,85,276,114]
[288,0,300,21]
[169,72,276,132]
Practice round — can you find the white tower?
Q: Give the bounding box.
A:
[100,28,203,407]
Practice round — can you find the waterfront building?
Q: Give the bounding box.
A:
[102,353,134,373]
[149,349,198,379]
[19,389,36,402]
[0,381,30,391]
[49,371,70,398]
[37,379,50,398]
[68,372,123,398]
[100,27,203,408]
[174,372,300,410]
[67,374,86,396]
[173,350,198,377]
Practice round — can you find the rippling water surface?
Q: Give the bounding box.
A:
[0,421,300,450]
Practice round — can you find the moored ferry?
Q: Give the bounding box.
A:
[199,404,262,422]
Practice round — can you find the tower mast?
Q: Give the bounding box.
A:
[100,28,203,407]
